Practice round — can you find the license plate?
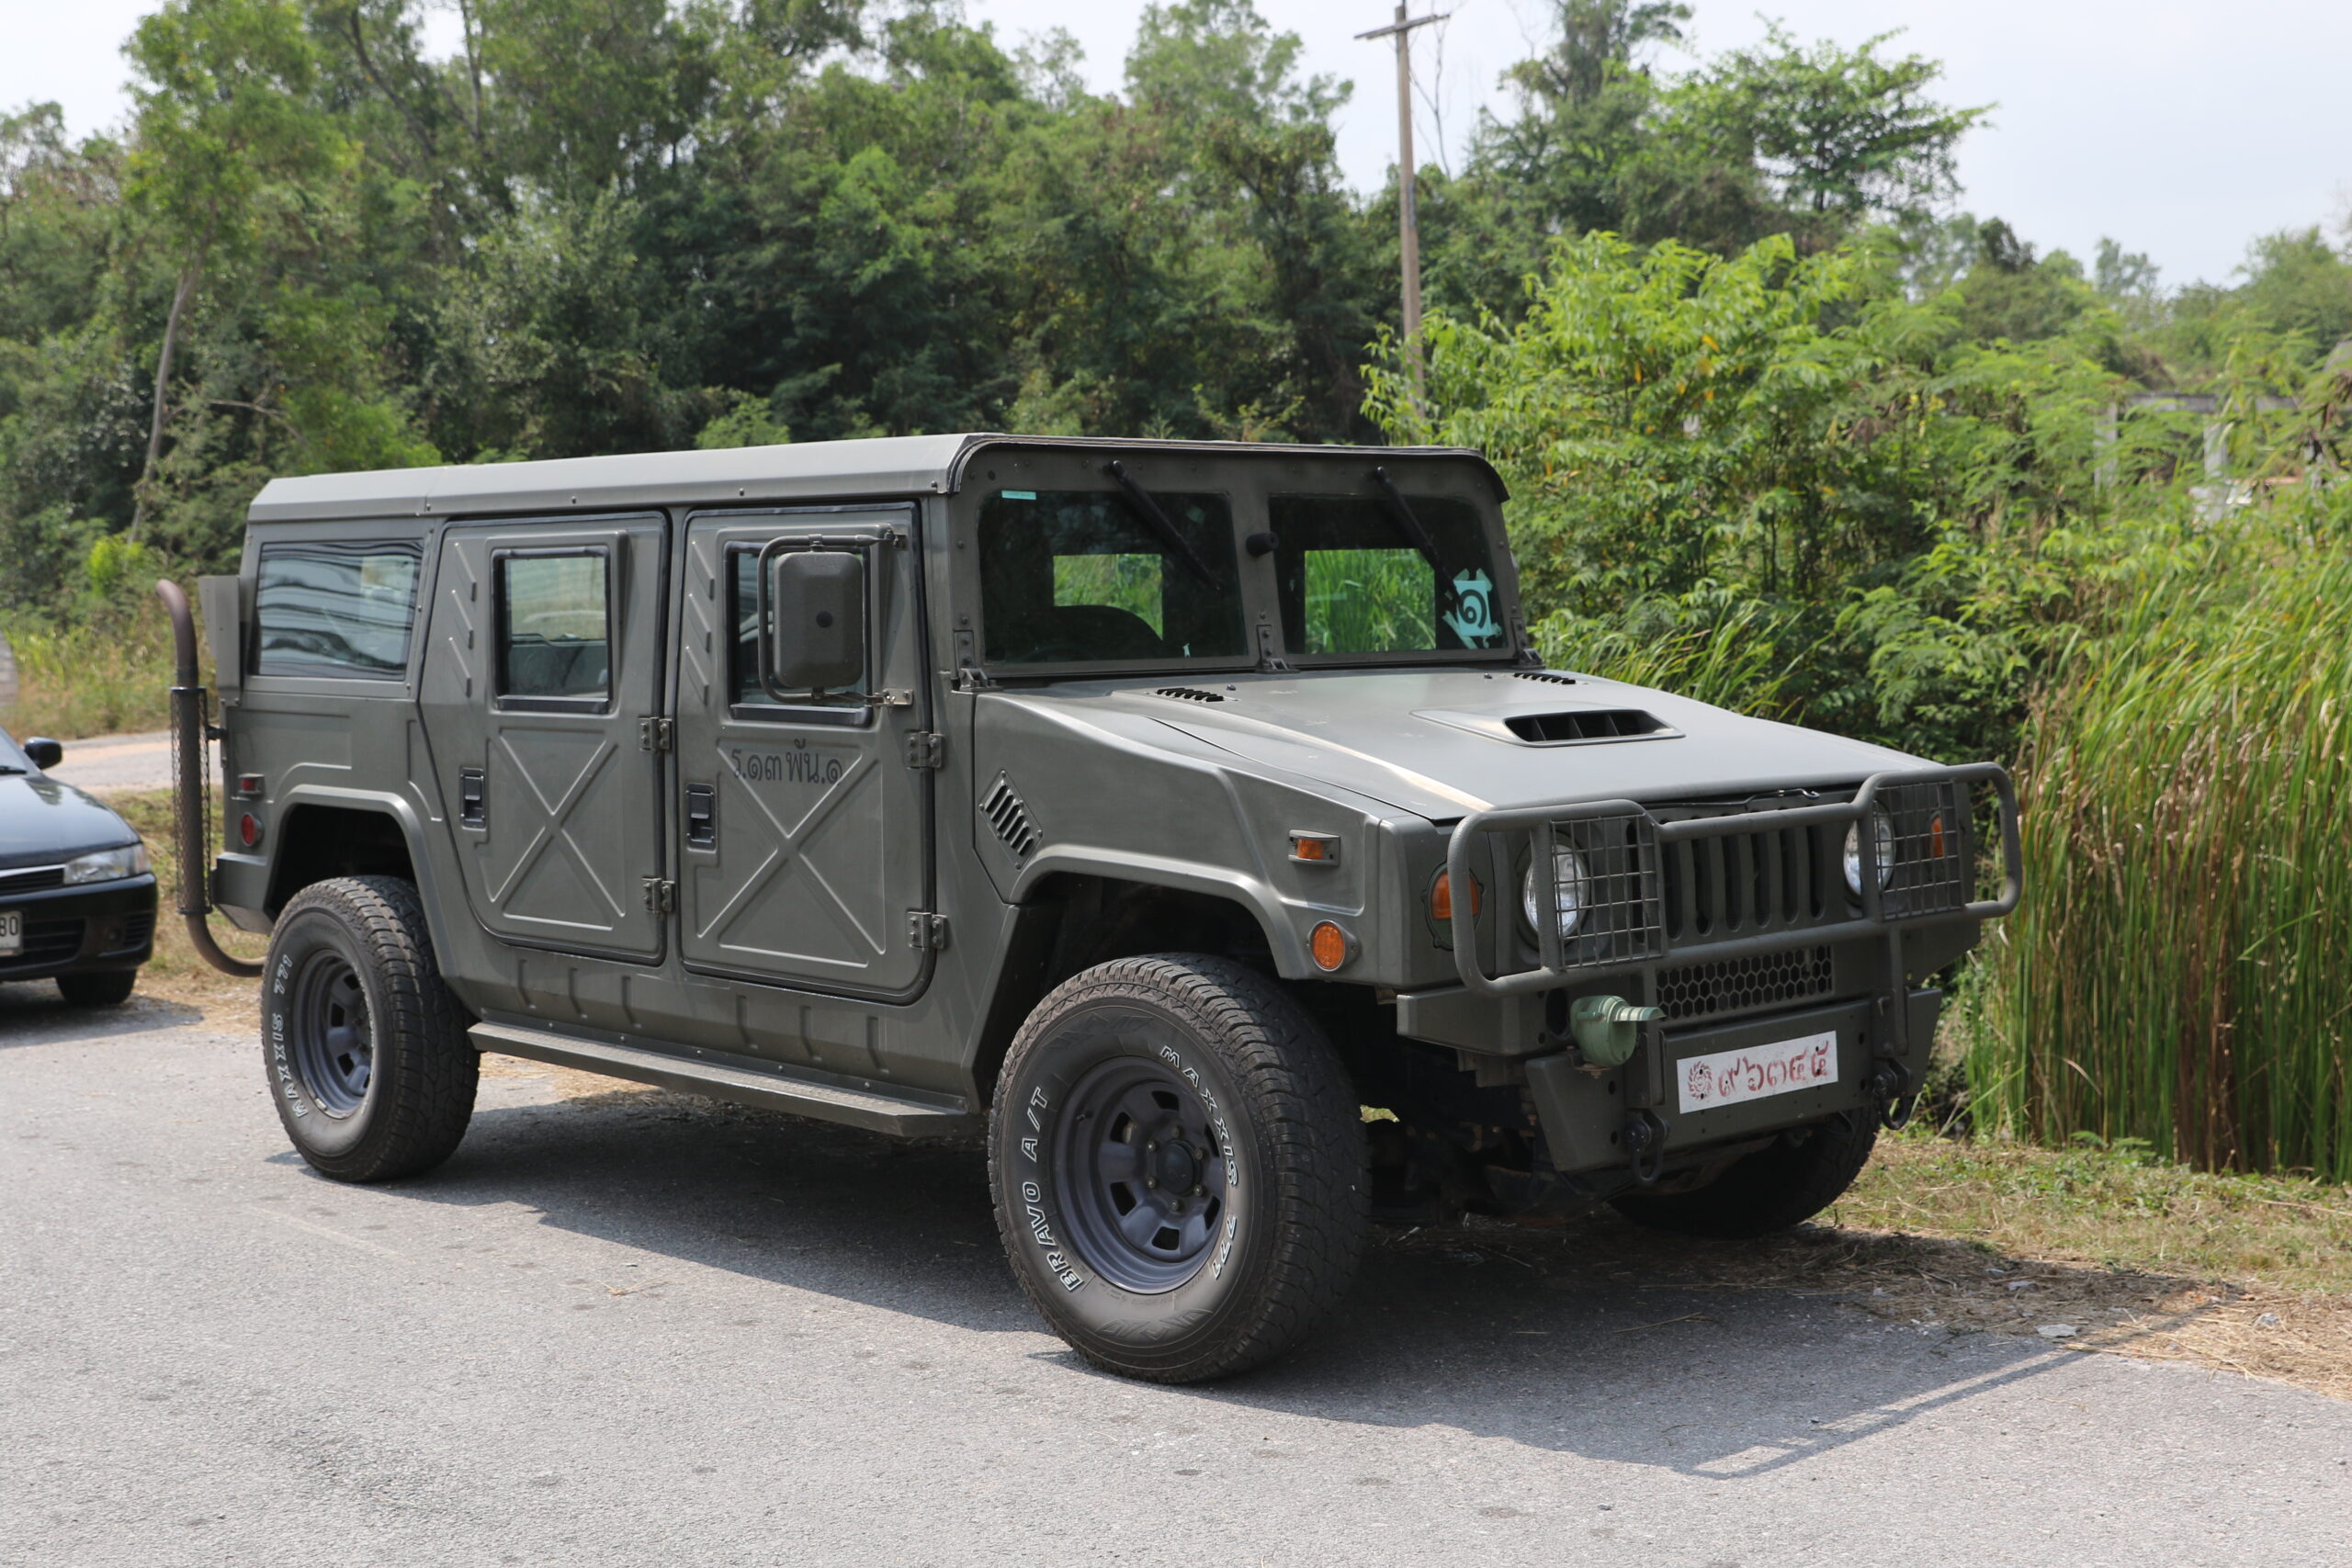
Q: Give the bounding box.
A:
[1678,1030,1838,1113]
[0,908,19,957]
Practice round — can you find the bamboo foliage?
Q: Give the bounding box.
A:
[1973,538,2352,1177]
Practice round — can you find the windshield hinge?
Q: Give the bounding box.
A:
[1509,607,1542,669]
[639,716,675,752]
[952,626,998,690]
[641,877,677,915]
[905,731,945,770]
[1253,619,1293,673]
[907,910,951,951]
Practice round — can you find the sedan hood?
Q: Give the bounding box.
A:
[1045,668,1928,820]
[0,771,141,866]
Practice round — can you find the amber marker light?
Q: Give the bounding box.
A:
[1308,921,1352,972]
[1429,868,1481,922]
[1928,812,1947,860]
[1289,832,1339,864]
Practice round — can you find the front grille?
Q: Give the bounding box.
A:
[0,865,64,896]
[1662,818,1837,943]
[1,918,83,974]
[1659,945,1835,1021]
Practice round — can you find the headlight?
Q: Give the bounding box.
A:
[1842,811,1895,896]
[1521,844,1590,938]
[62,843,152,885]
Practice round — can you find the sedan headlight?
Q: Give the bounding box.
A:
[62,843,152,885]
[1842,810,1895,896]
[1521,844,1590,939]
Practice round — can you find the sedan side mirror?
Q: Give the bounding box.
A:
[23,737,62,770]
[761,548,866,698]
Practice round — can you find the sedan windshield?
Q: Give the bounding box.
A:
[1269,493,1510,660]
[978,489,1247,666]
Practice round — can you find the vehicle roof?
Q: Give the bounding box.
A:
[244,434,1507,525]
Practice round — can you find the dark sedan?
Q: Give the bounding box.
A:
[0,728,157,1005]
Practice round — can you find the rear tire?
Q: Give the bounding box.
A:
[989,954,1368,1383]
[1609,1111,1878,1239]
[57,969,137,1007]
[263,876,477,1182]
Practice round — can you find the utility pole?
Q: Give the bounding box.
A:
[1357,4,1446,394]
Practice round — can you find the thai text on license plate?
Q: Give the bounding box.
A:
[1677,1030,1838,1114]
[0,908,20,956]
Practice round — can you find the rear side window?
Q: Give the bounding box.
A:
[497,550,611,707]
[253,542,422,680]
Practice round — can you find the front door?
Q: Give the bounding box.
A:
[673,506,931,998]
[418,514,668,961]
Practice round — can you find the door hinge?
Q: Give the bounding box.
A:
[642,877,677,914]
[906,911,950,952]
[904,731,944,770]
[639,716,674,752]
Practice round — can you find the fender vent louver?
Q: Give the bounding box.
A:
[1155,686,1226,703]
[982,775,1040,861]
[1515,671,1577,686]
[1506,708,1673,744]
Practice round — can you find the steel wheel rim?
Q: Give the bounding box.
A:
[289,950,373,1117]
[1053,1055,1230,1293]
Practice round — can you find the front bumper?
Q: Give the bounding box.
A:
[1416,766,2018,1176]
[0,874,160,983]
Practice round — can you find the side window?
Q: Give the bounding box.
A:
[497,550,611,708]
[252,541,422,680]
[729,546,866,711]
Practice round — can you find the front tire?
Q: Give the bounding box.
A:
[263,876,477,1182]
[989,954,1368,1382]
[57,969,137,1007]
[1609,1110,1878,1238]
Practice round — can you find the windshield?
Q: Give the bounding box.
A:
[1269,493,1509,660]
[979,489,1248,666]
[0,728,26,773]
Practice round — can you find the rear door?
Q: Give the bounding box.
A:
[418,514,668,960]
[673,505,931,998]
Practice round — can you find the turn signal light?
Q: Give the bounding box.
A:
[1928,812,1947,860]
[1308,921,1352,972]
[1429,869,1481,922]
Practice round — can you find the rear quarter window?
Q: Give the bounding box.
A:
[252,542,423,680]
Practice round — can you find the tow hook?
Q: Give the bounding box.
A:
[1622,1111,1665,1186]
[1570,994,1664,1068]
[1871,1062,1917,1132]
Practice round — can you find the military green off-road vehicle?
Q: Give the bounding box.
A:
[163,434,2017,1382]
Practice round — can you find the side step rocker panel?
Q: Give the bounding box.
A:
[468,1020,980,1139]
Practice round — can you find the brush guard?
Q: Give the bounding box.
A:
[155,580,263,979]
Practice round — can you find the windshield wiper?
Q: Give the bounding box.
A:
[0,764,26,776]
[1103,460,1218,586]
[1368,466,1446,576]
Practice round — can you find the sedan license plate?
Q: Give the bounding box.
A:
[0,908,20,957]
[1678,1029,1838,1114]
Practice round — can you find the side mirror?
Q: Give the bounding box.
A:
[761,548,865,698]
[23,737,62,770]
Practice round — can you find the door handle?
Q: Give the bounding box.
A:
[459,768,486,828]
[684,783,716,848]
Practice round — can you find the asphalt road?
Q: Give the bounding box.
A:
[5,989,2348,1567]
[40,730,176,796]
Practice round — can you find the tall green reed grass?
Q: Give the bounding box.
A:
[1972,540,2352,1177]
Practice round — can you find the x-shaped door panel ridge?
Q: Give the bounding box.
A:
[695,739,885,970]
[481,726,626,931]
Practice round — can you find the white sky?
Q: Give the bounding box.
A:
[7,0,2347,288]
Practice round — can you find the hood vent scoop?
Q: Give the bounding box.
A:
[1506,708,1673,745]
[1155,686,1227,704]
[1515,671,1577,686]
[982,775,1041,861]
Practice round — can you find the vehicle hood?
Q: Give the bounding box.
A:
[1019,668,1930,820]
[0,771,141,867]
